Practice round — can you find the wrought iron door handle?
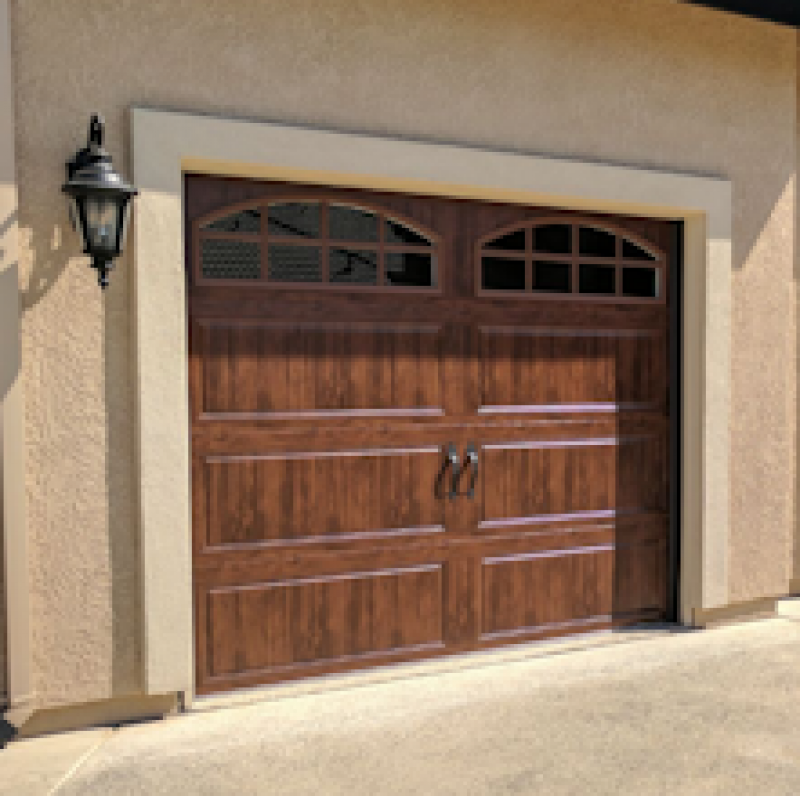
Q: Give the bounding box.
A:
[465,443,479,499]
[446,443,461,500]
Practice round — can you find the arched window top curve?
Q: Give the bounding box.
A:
[479,217,666,301]
[196,198,439,290]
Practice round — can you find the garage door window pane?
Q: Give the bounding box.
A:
[201,239,261,279]
[386,252,435,287]
[330,205,379,243]
[622,239,656,261]
[268,245,321,282]
[580,264,615,295]
[385,218,431,246]
[485,229,526,252]
[579,227,616,258]
[483,257,525,291]
[269,203,320,239]
[533,224,572,255]
[330,248,378,284]
[534,261,571,293]
[622,267,659,298]
[204,208,261,234]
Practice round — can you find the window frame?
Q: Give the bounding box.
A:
[193,195,442,293]
[475,216,667,304]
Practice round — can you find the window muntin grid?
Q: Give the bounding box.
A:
[479,220,664,302]
[198,200,438,289]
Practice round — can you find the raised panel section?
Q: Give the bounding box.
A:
[200,321,444,417]
[482,546,613,639]
[205,565,444,677]
[204,447,445,547]
[479,327,666,413]
[481,436,667,524]
[481,541,662,640]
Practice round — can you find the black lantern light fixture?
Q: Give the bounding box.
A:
[62,114,138,290]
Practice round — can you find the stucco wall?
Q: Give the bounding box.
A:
[0,537,5,703]
[8,0,797,706]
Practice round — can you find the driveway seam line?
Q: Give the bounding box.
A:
[47,729,114,795]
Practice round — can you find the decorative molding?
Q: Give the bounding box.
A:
[132,107,733,697]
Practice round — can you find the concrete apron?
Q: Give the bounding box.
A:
[3,607,800,795]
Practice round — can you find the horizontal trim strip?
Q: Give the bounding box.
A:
[479,608,662,642]
[203,524,447,552]
[482,537,662,566]
[483,435,650,451]
[200,408,445,421]
[207,561,444,593]
[479,508,666,529]
[483,542,616,564]
[479,402,659,415]
[205,445,442,463]
[479,326,659,338]
[205,640,448,684]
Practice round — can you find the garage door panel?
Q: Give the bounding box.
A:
[480,436,667,524]
[198,320,445,419]
[479,326,667,413]
[481,546,614,639]
[202,447,446,549]
[203,564,445,680]
[192,515,667,587]
[480,539,664,641]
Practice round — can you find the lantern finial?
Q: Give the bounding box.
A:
[88,114,104,148]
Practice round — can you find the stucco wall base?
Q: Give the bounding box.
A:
[693,597,779,628]
[15,693,178,739]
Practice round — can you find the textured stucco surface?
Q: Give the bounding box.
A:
[1,0,17,707]
[8,0,797,707]
[0,530,5,702]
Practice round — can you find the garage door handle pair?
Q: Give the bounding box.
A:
[444,443,479,500]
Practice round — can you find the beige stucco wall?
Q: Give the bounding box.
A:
[7,0,797,707]
[0,522,5,703]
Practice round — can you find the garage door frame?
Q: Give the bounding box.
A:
[131,107,731,705]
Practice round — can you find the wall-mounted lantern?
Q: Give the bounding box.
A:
[62,113,138,289]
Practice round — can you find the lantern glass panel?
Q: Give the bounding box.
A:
[118,198,133,252]
[68,195,86,245]
[84,194,121,256]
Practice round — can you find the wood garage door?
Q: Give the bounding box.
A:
[187,175,675,696]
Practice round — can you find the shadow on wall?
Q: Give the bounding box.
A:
[0,217,19,715]
[12,196,141,696]
[17,218,70,311]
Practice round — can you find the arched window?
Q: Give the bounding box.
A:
[196,200,439,289]
[479,219,664,301]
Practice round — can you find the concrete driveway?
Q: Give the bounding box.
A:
[5,614,800,795]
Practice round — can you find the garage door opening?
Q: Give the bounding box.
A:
[186,174,680,696]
